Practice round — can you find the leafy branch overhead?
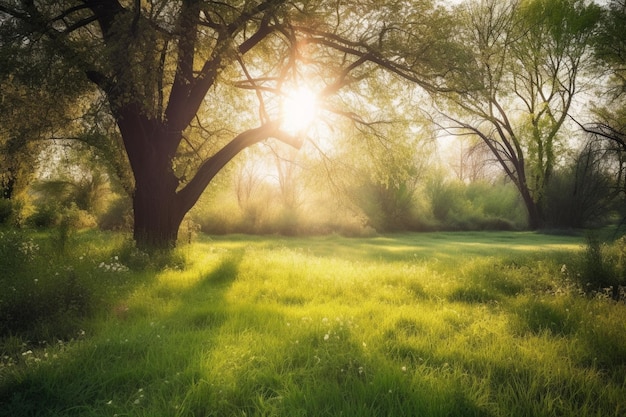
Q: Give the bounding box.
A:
[0,0,456,248]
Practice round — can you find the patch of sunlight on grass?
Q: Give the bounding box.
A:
[4,231,625,417]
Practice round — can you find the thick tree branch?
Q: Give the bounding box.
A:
[177,121,301,214]
[82,0,125,40]
[295,26,441,93]
[167,4,283,132]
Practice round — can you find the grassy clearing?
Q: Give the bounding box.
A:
[1,231,625,416]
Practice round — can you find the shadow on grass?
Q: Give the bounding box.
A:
[0,251,244,416]
[5,231,619,416]
[0,246,496,417]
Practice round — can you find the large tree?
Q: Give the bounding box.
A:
[0,0,453,248]
[580,0,626,218]
[585,0,626,154]
[435,0,600,228]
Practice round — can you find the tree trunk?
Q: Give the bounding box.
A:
[117,106,184,250]
[133,173,184,250]
[116,106,296,250]
[519,183,542,230]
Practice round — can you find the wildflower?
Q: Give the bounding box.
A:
[401,366,407,372]
[324,333,330,341]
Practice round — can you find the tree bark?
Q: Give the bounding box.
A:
[517,181,542,230]
[133,177,183,250]
[115,105,183,250]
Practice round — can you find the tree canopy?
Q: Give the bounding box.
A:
[434,0,601,228]
[0,0,621,243]
[0,0,459,248]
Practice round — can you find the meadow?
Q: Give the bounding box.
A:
[1,230,625,416]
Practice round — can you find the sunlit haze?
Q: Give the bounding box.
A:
[281,87,319,135]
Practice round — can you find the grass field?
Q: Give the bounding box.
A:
[1,230,625,416]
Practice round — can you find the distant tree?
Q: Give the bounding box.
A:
[0,0,455,248]
[543,139,614,228]
[435,0,601,229]
[584,0,626,203]
[448,138,499,183]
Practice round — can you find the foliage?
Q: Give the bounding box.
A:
[0,229,38,275]
[97,196,133,232]
[0,230,90,340]
[0,199,13,225]
[542,141,615,228]
[0,0,462,249]
[27,203,63,229]
[575,233,626,300]
[586,0,626,218]
[427,177,526,231]
[594,0,626,97]
[437,0,601,228]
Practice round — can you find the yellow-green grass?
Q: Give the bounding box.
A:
[1,231,625,416]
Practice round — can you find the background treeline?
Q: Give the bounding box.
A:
[0,129,619,238]
[1,0,625,241]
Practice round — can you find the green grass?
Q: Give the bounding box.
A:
[1,230,625,416]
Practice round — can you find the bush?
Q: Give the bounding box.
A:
[576,234,625,300]
[426,179,525,231]
[276,207,300,236]
[543,143,614,229]
[98,196,132,231]
[28,202,62,228]
[0,268,94,340]
[0,230,96,340]
[0,199,13,225]
[0,230,39,276]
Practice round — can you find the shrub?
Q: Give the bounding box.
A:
[28,202,62,228]
[577,234,625,300]
[0,230,39,279]
[0,230,96,340]
[0,199,13,225]
[98,196,132,231]
[543,142,614,229]
[426,179,525,231]
[0,268,94,340]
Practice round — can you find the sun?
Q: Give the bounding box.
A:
[280,86,319,135]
